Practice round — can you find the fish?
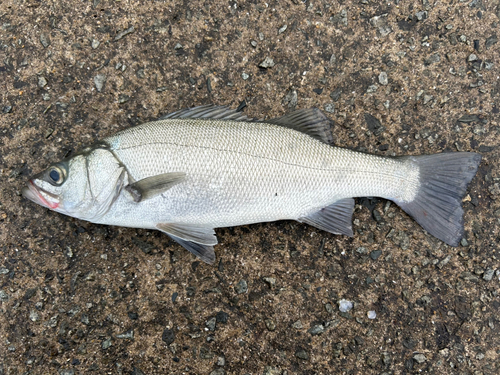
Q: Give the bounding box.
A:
[22,105,482,264]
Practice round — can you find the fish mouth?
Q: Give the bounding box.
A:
[22,180,60,210]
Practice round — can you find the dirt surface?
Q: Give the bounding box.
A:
[1,1,499,374]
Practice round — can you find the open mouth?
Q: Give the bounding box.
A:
[22,180,60,210]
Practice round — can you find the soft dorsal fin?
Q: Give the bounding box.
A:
[125,172,186,202]
[266,108,334,144]
[298,198,354,236]
[158,104,254,122]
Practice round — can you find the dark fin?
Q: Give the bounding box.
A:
[266,108,334,143]
[167,234,215,264]
[395,152,481,247]
[298,198,354,236]
[158,104,254,121]
[125,172,186,202]
[156,223,217,246]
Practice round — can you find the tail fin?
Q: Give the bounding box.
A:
[396,152,481,246]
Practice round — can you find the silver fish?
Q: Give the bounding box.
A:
[22,105,481,263]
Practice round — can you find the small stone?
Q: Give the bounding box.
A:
[114,26,135,41]
[338,299,353,312]
[235,280,248,294]
[241,73,249,80]
[263,277,276,288]
[468,53,478,62]
[2,106,12,113]
[460,238,469,247]
[323,103,335,113]
[209,369,225,375]
[416,11,428,21]
[265,319,276,331]
[259,56,275,69]
[174,43,183,50]
[29,310,39,322]
[40,33,51,48]
[250,40,257,48]
[283,89,298,109]
[367,310,376,319]
[295,348,309,360]
[424,53,441,65]
[366,84,378,93]
[278,24,287,34]
[483,268,495,281]
[437,255,452,269]
[116,330,134,339]
[263,366,280,375]
[118,94,130,104]
[307,324,325,336]
[0,268,9,274]
[369,14,393,36]
[378,72,388,85]
[102,338,112,350]
[413,353,427,363]
[38,76,47,88]
[206,317,217,331]
[91,39,100,49]
[162,328,175,345]
[370,250,382,260]
[94,74,106,92]
[216,311,229,323]
[217,356,225,366]
[292,320,303,329]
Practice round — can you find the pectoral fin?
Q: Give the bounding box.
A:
[298,198,354,236]
[156,223,218,264]
[125,172,186,202]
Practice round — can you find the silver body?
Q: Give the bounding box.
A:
[100,119,418,229]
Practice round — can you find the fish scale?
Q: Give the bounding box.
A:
[22,105,481,264]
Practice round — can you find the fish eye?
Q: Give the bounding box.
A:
[48,165,65,185]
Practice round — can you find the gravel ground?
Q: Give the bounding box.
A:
[1,1,499,374]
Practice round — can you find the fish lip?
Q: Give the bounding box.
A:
[22,180,60,210]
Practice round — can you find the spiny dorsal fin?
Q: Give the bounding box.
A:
[266,108,334,144]
[298,198,354,236]
[158,104,253,122]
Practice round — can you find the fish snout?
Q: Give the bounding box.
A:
[22,180,60,210]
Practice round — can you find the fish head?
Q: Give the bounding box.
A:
[22,146,125,222]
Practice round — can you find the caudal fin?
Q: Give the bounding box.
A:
[396,152,481,246]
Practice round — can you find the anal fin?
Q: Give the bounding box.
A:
[298,198,354,236]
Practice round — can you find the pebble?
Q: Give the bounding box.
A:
[338,299,353,312]
[370,250,382,260]
[295,348,309,360]
[209,369,225,375]
[483,268,495,281]
[94,74,106,92]
[413,353,427,363]
[369,14,392,36]
[114,26,135,41]
[378,72,388,85]
[263,366,280,375]
[250,40,257,48]
[323,103,335,113]
[0,290,8,302]
[292,320,303,329]
[366,84,378,93]
[162,328,175,345]
[206,317,217,331]
[307,324,324,336]
[40,33,51,48]
[278,25,287,34]
[101,338,112,350]
[265,319,276,331]
[263,277,276,289]
[174,43,183,50]
[241,73,249,80]
[116,330,134,339]
[367,310,376,319]
[216,311,229,323]
[259,56,275,69]
[235,279,248,294]
[91,39,100,49]
[38,76,47,88]
[468,53,478,62]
